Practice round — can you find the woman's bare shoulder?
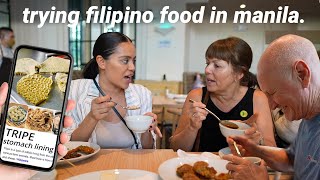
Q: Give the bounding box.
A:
[253,89,269,107]
[187,88,204,102]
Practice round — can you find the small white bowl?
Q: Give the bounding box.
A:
[219,121,251,137]
[243,156,261,165]
[173,94,187,99]
[124,115,153,133]
[174,98,185,104]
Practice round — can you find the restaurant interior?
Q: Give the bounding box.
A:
[1,0,320,179]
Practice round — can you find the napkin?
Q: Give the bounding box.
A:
[177,149,220,159]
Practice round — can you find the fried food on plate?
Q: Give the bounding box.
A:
[63,145,95,159]
[176,160,230,180]
[193,161,216,179]
[177,164,193,177]
[78,145,95,154]
[215,173,232,180]
[182,172,200,180]
[64,148,81,159]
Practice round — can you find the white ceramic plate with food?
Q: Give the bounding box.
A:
[158,156,229,180]
[67,169,159,180]
[57,141,100,165]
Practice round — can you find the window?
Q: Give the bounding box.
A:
[69,0,136,69]
[0,0,10,27]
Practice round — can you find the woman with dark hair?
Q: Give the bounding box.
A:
[65,32,161,149]
[170,37,275,152]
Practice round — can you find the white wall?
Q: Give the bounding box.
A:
[187,22,265,74]
[10,0,69,51]
[136,0,207,81]
[137,22,186,81]
[136,0,320,81]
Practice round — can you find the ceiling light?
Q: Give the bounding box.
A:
[240,4,246,8]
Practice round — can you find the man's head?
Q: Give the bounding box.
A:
[0,27,15,48]
[257,34,320,121]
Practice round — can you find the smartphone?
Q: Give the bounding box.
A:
[0,45,73,171]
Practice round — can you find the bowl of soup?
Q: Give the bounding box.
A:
[219,121,251,137]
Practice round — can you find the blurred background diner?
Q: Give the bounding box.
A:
[1,0,320,150]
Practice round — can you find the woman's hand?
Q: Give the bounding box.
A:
[144,112,162,137]
[188,101,208,131]
[88,95,115,121]
[0,82,75,179]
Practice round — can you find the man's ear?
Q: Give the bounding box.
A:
[294,60,310,88]
[96,55,106,69]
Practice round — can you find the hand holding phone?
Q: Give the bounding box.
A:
[0,45,73,171]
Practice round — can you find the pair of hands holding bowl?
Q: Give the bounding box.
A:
[89,94,162,137]
[0,83,74,179]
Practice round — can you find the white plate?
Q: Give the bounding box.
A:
[158,156,229,180]
[218,147,231,158]
[174,98,186,104]
[57,141,100,165]
[173,94,187,99]
[30,169,56,180]
[67,169,159,180]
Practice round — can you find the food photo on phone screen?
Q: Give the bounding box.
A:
[0,45,73,171]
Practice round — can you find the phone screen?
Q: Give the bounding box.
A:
[0,45,73,171]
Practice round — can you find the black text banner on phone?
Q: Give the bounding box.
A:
[0,45,73,171]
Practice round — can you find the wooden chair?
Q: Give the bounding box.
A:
[166,108,182,134]
[152,105,165,148]
[164,107,183,149]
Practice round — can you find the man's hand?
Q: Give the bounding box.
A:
[223,155,269,180]
[226,136,260,157]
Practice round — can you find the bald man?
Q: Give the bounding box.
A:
[222,34,320,180]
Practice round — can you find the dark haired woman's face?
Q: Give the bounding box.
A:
[103,42,136,89]
[205,58,241,92]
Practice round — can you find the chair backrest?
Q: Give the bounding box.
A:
[182,72,206,94]
[72,70,83,80]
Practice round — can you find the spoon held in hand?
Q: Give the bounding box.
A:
[189,99,239,129]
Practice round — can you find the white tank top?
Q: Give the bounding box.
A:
[95,120,134,149]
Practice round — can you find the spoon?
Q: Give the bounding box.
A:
[233,141,242,157]
[89,88,140,110]
[110,100,140,110]
[189,99,239,129]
